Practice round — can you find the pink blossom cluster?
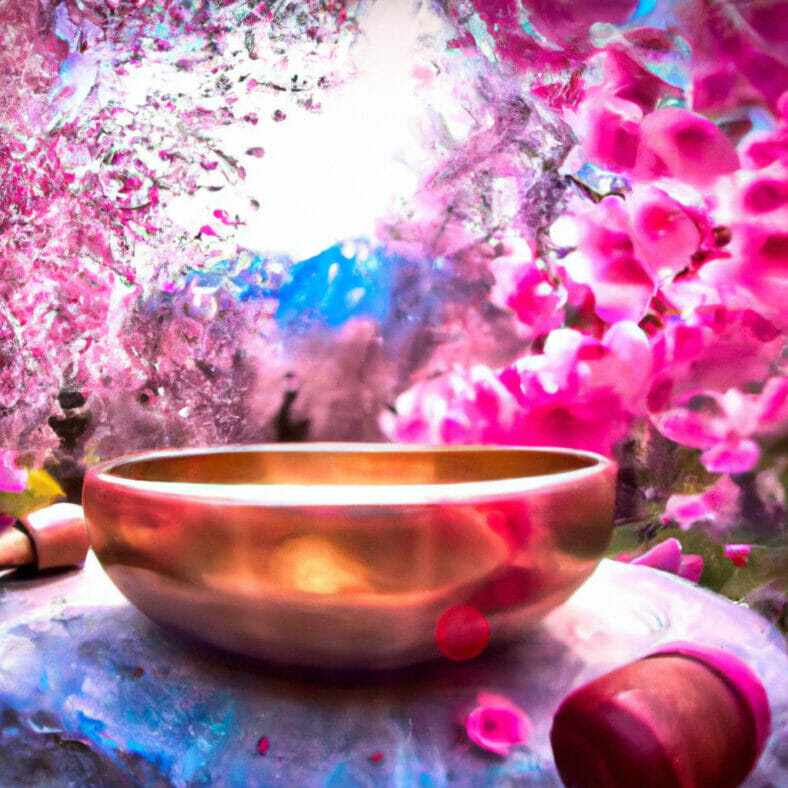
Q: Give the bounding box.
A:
[383,4,788,537]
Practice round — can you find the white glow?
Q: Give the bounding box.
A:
[232,0,448,260]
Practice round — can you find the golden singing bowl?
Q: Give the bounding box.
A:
[83,444,616,669]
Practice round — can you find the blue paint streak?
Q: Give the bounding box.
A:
[76,710,107,737]
[631,0,657,19]
[276,240,394,330]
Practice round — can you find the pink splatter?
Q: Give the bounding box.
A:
[465,693,532,757]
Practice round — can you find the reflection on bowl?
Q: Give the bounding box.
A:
[83,444,616,669]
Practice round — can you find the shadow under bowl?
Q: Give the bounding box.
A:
[83,444,616,670]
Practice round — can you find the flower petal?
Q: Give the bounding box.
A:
[466,694,532,757]
[700,439,760,474]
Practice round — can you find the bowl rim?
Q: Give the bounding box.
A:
[84,443,615,507]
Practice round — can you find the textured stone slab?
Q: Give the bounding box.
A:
[1,556,785,787]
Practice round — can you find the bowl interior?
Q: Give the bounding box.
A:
[105,445,599,486]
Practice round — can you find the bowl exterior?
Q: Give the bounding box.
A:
[83,446,616,669]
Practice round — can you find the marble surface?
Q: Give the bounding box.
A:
[1,555,786,787]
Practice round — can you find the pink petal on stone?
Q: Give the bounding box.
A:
[678,554,704,583]
[631,537,682,573]
[465,693,532,757]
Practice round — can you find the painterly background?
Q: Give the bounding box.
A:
[1,1,788,785]
[1,1,786,619]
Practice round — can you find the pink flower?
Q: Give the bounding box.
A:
[465,693,532,757]
[382,324,651,456]
[572,50,683,172]
[651,377,788,473]
[693,160,788,330]
[648,308,784,409]
[664,475,740,534]
[558,197,655,323]
[740,128,788,171]
[488,238,563,338]
[508,325,652,453]
[627,186,704,280]
[694,0,788,112]
[521,0,639,49]
[596,48,684,115]
[558,186,700,323]
[577,96,643,173]
[0,450,27,493]
[620,537,704,582]
[634,107,740,187]
[379,365,520,446]
[724,543,752,568]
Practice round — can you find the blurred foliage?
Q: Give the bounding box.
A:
[0,469,65,520]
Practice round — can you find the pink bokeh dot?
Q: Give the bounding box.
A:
[435,605,490,661]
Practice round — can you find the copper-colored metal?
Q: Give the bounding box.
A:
[1,503,89,572]
[83,444,616,669]
[0,521,35,568]
[22,503,90,571]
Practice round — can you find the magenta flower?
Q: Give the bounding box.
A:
[627,186,705,280]
[465,693,532,757]
[379,364,520,446]
[558,186,700,323]
[634,107,740,187]
[577,96,643,174]
[724,543,752,568]
[651,377,788,474]
[558,197,655,323]
[488,238,563,338]
[648,308,784,410]
[596,48,684,115]
[521,0,639,48]
[573,49,682,172]
[508,323,653,455]
[664,475,740,535]
[383,322,652,456]
[678,0,788,112]
[0,450,27,493]
[621,537,704,583]
[712,223,788,330]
